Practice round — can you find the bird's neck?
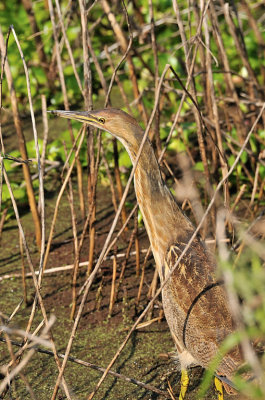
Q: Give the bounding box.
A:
[124,137,191,273]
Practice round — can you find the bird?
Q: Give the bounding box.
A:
[50,108,245,399]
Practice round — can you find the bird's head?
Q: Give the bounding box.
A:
[49,108,144,147]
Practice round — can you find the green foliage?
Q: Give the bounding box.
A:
[0,0,263,221]
[118,149,131,169]
[193,161,204,172]
[0,1,265,399]
[1,181,27,204]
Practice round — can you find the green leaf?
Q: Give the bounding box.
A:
[194,161,204,172]
[228,155,235,167]
[240,151,248,163]
[26,139,43,158]
[118,150,131,168]
[168,138,186,152]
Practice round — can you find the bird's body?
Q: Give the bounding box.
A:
[51,108,244,398]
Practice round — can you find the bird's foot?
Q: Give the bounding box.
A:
[179,369,189,400]
[214,376,224,400]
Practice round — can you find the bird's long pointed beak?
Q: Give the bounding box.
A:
[48,110,98,125]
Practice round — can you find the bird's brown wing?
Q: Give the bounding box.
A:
[162,233,243,377]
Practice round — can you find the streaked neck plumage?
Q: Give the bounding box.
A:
[120,131,193,278]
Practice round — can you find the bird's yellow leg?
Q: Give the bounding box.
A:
[179,369,189,400]
[214,377,224,400]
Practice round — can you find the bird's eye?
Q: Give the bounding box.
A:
[98,117,105,124]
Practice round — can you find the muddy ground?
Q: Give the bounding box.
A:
[0,117,246,399]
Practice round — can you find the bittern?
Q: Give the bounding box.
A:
[51,108,245,399]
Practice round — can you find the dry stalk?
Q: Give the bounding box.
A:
[0,27,42,249]
[86,132,101,276]
[0,300,24,329]
[5,321,45,370]
[108,246,117,316]
[233,209,265,266]
[203,116,265,169]
[48,0,85,219]
[222,2,258,88]
[101,0,148,124]
[241,0,265,84]
[104,45,133,114]
[235,227,265,262]
[148,0,161,154]
[250,162,260,208]
[0,324,53,349]
[0,313,36,400]
[78,203,139,296]
[9,25,45,314]
[102,1,135,228]
[225,139,254,186]
[54,0,84,95]
[175,152,205,227]
[136,246,152,305]
[147,268,158,318]
[62,142,80,320]
[1,249,149,282]
[19,232,27,304]
[87,31,108,95]
[230,184,246,215]
[254,176,265,214]
[134,211,140,276]
[0,316,56,395]
[79,0,92,109]
[208,2,246,141]
[158,53,211,236]
[167,378,177,400]
[173,0,212,220]
[118,227,137,288]
[42,126,86,272]
[86,131,96,276]
[40,95,48,186]
[112,137,128,227]
[100,146,118,213]
[78,0,97,280]
[0,207,7,241]
[21,0,54,90]
[0,28,39,400]
[163,159,179,186]
[202,8,230,208]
